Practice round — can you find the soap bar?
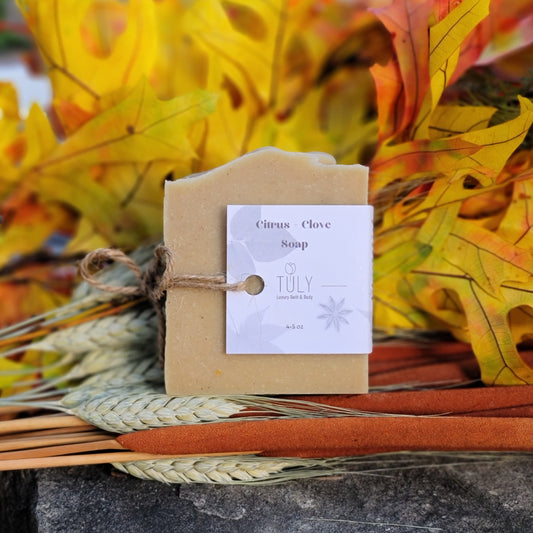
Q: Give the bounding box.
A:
[164,148,370,395]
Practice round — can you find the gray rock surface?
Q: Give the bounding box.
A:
[2,454,532,532]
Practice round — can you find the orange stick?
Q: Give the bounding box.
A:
[0,451,261,471]
[117,416,533,458]
[0,431,112,452]
[0,425,98,441]
[0,438,124,460]
[282,385,533,417]
[0,414,90,435]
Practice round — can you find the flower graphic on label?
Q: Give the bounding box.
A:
[317,297,353,332]
[227,206,297,281]
[285,262,296,275]
[227,308,286,353]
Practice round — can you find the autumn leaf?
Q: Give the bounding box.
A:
[413,0,490,139]
[0,261,74,328]
[0,358,38,393]
[246,69,378,165]
[476,0,533,72]
[0,201,76,268]
[497,169,533,249]
[0,79,216,264]
[370,0,431,142]
[370,0,533,385]
[184,0,288,115]
[0,84,23,197]
[2,0,533,391]
[17,0,157,113]
[428,105,497,139]
[184,0,380,169]
[39,79,216,171]
[408,220,533,385]
[0,0,384,333]
[371,136,480,196]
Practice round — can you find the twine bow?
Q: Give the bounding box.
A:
[79,245,247,365]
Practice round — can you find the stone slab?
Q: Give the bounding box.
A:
[2,454,532,532]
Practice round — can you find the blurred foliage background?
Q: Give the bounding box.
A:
[1,0,533,384]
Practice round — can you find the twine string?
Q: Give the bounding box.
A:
[79,245,247,365]
[79,245,248,299]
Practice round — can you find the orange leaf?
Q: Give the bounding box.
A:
[0,262,75,328]
[371,0,431,141]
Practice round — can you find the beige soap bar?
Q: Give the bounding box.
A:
[164,148,369,395]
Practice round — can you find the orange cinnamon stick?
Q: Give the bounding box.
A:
[369,342,480,386]
[283,385,533,417]
[117,416,533,458]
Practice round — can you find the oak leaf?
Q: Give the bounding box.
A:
[17,0,156,113]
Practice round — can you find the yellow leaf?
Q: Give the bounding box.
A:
[413,0,490,139]
[96,160,177,248]
[0,82,20,120]
[497,171,533,250]
[35,79,216,175]
[185,0,286,113]
[64,217,111,255]
[0,80,215,263]
[0,202,74,267]
[370,137,480,194]
[371,95,533,200]
[373,282,432,332]
[444,220,532,297]
[458,96,533,178]
[416,202,461,252]
[406,218,533,384]
[151,0,208,99]
[374,240,432,283]
[428,105,497,139]
[190,61,252,171]
[0,358,36,392]
[429,0,490,78]
[0,106,23,197]
[21,104,58,169]
[18,0,157,111]
[31,169,117,244]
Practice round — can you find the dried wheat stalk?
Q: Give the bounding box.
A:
[112,452,533,485]
[59,382,377,434]
[0,245,402,483]
[61,386,245,432]
[112,456,338,484]
[79,358,163,388]
[0,245,155,347]
[33,307,157,354]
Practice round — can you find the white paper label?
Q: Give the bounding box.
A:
[226,205,373,354]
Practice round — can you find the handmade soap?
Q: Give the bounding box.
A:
[164,147,371,395]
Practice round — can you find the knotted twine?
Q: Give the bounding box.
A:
[79,245,247,366]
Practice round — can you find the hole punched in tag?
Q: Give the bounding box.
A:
[244,274,264,295]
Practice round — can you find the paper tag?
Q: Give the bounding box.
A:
[226,205,373,354]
